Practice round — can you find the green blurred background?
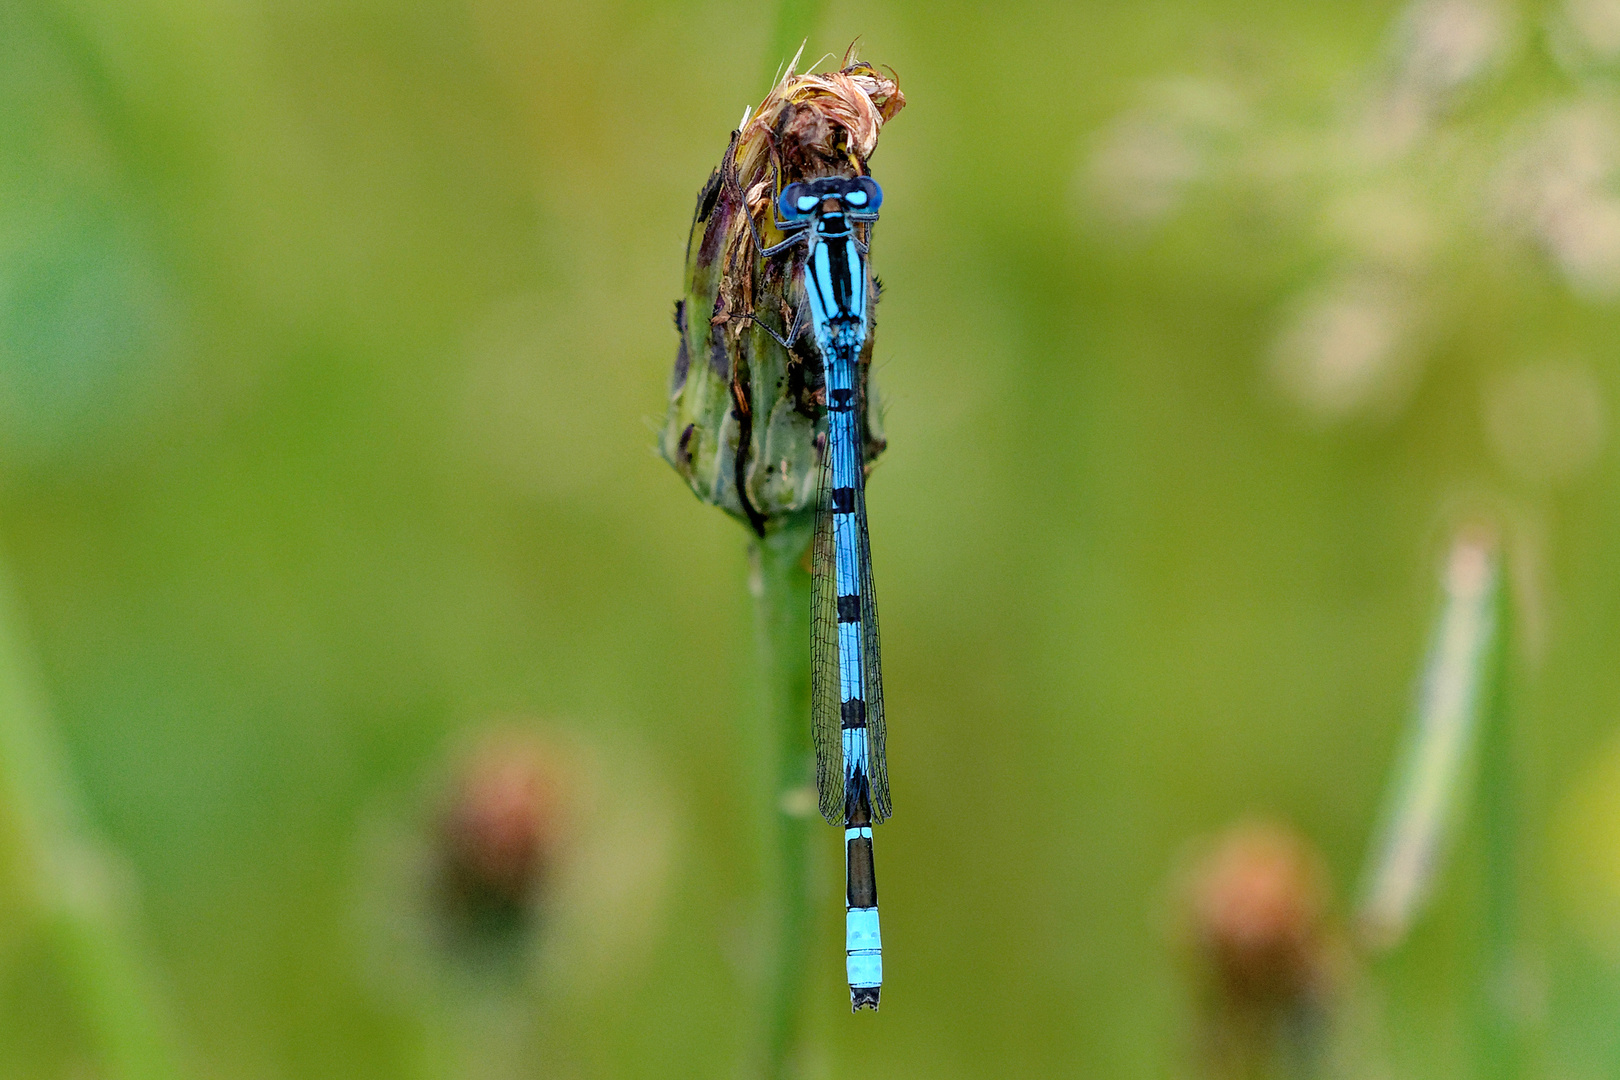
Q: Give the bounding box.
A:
[6,0,1620,1076]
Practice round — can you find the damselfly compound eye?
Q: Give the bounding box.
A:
[853,177,883,212]
[776,182,814,222]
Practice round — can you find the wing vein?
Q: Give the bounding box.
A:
[855,476,889,823]
[809,434,845,824]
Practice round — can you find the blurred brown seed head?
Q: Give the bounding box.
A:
[1179,822,1347,1079]
[1186,822,1333,1008]
[437,736,567,934]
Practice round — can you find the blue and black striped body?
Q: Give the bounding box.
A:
[771,175,891,1011]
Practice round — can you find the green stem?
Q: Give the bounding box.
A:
[0,559,182,1079]
[761,0,824,91]
[1475,560,1518,1080]
[751,517,817,1080]
[747,13,837,1075]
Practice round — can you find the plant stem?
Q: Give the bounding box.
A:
[751,516,817,1080]
[746,13,840,1074]
[761,0,823,91]
[1474,556,1518,1080]
[0,559,182,1079]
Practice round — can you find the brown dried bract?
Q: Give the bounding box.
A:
[735,45,905,220]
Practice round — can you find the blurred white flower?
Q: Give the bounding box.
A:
[1269,275,1419,421]
[1363,0,1513,154]
[1084,0,1620,440]
[1084,78,1245,225]
[1548,197,1620,293]
[1395,0,1512,95]
[1087,118,1203,224]
[1565,0,1620,59]
[1496,100,1620,295]
[1482,360,1609,483]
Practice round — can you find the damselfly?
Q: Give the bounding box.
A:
[744,174,891,1011]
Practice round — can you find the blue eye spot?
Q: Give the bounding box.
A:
[844,189,868,207]
[855,178,883,213]
[796,195,818,212]
[777,183,811,220]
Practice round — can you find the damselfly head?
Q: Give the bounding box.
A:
[777,176,884,223]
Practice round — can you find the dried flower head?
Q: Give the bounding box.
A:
[436,735,567,940]
[735,55,905,208]
[1188,822,1333,1008]
[662,47,903,534]
[1178,822,1347,1080]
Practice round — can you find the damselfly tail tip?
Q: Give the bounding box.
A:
[850,986,881,1011]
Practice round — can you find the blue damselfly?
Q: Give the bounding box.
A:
[743,174,892,1011]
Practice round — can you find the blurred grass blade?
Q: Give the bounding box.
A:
[1475,532,1521,1080]
[1357,529,1504,950]
[0,560,183,1079]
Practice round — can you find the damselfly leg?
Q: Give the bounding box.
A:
[732,303,805,352]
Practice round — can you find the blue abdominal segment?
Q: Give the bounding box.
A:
[845,832,882,998]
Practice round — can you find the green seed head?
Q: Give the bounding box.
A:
[662,51,904,535]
